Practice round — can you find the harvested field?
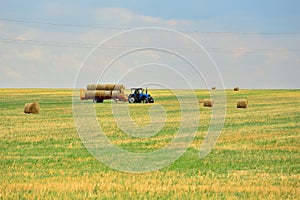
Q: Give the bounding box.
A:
[0,88,299,199]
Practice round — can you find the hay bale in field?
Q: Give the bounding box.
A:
[237,99,248,108]
[203,99,213,107]
[234,87,240,91]
[24,102,40,114]
[211,87,216,90]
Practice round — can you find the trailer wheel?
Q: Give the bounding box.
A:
[94,98,103,103]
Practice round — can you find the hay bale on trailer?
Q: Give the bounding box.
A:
[112,90,121,98]
[81,83,126,102]
[234,87,240,91]
[24,102,40,114]
[80,89,87,100]
[85,90,112,99]
[86,84,104,90]
[237,99,248,108]
[203,99,213,107]
[87,84,124,91]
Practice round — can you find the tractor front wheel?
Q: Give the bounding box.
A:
[148,97,154,103]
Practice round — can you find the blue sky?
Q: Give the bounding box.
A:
[0,0,299,88]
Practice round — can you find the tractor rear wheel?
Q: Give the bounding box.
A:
[128,95,135,103]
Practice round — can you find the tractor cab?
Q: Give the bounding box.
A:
[128,87,154,103]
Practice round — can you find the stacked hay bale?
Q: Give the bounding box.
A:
[203,99,213,107]
[237,99,248,108]
[24,102,40,114]
[81,84,125,101]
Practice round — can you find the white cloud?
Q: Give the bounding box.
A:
[93,7,191,29]
[20,49,44,61]
[233,48,250,59]
[2,67,22,80]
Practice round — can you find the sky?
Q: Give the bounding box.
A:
[0,0,299,89]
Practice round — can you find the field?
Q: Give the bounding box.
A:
[0,88,299,199]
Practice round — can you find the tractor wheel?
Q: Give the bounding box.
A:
[142,98,149,103]
[128,95,135,103]
[94,98,103,103]
[148,97,154,103]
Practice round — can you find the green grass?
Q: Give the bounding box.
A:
[0,88,299,199]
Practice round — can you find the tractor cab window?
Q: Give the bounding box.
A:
[134,89,139,95]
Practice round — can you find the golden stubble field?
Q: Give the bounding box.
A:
[0,88,299,199]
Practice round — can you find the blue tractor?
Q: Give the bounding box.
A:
[128,88,154,103]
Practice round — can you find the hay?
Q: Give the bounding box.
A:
[198,99,204,104]
[112,90,121,98]
[203,99,213,107]
[87,84,124,91]
[87,84,104,90]
[114,84,125,90]
[234,87,240,91]
[82,84,126,101]
[80,89,86,100]
[85,90,112,98]
[212,87,216,90]
[237,99,248,108]
[24,102,40,114]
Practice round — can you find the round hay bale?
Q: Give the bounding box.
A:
[237,99,248,108]
[112,90,121,98]
[87,84,109,90]
[24,102,40,114]
[198,99,204,104]
[120,88,125,95]
[104,84,116,90]
[234,87,240,91]
[87,84,124,91]
[104,90,112,98]
[86,84,97,90]
[203,99,213,107]
[80,89,86,100]
[85,90,112,98]
[113,84,125,91]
